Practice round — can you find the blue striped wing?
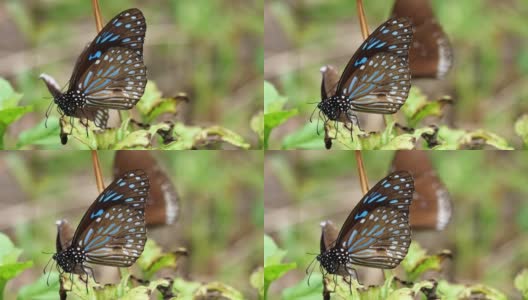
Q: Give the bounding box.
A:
[71,170,149,267]
[343,53,410,114]
[337,171,414,269]
[77,47,147,110]
[335,17,413,114]
[69,8,146,90]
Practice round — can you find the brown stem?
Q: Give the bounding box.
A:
[354,150,369,194]
[91,0,103,32]
[91,150,105,193]
[356,0,369,39]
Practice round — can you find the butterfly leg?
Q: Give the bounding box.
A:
[83,265,97,284]
[347,112,364,132]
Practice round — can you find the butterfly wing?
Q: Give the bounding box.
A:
[56,219,75,252]
[320,65,340,100]
[77,47,147,110]
[341,53,411,114]
[335,171,414,269]
[70,170,149,267]
[333,18,412,114]
[391,0,452,78]
[68,8,146,90]
[320,220,339,254]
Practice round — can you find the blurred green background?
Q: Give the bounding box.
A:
[264,151,528,298]
[264,0,528,147]
[0,151,263,298]
[0,0,263,147]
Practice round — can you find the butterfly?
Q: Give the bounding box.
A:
[315,171,414,282]
[315,17,413,139]
[49,170,149,286]
[390,150,452,230]
[113,151,180,227]
[40,8,147,130]
[391,0,453,79]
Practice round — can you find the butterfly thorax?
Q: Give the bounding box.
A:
[53,247,86,273]
[55,90,87,116]
[317,247,349,274]
[318,96,352,123]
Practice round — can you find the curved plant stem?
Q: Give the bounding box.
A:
[356,0,369,39]
[91,150,105,192]
[354,150,369,194]
[91,0,103,32]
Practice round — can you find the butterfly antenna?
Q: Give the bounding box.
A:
[309,105,319,123]
[306,259,317,286]
[305,254,317,273]
[43,255,53,275]
[316,110,322,135]
[44,100,55,128]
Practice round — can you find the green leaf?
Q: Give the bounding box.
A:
[325,122,428,150]
[263,235,285,266]
[437,280,507,299]
[264,81,286,113]
[137,240,186,279]
[263,235,297,299]
[514,269,528,298]
[0,106,33,149]
[136,81,163,115]
[435,126,513,150]
[171,277,202,298]
[263,81,298,149]
[264,109,298,149]
[250,267,264,299]
[515,114,528,147]
[0,261,33,281]
[0,233,33,296]
[121,278,170,300]
[201,125,251,149]
[251,111,264,145]
[282,273,323,300]
[264,263,297,297]
[401,242,451,281]
[401,87,451,127]
[0,78,23,109]
[136,81,187,123]
[17,272,60,300]
[281,122,325,150]
[16,116,61,149]
[163,123,250,150]
[193,282,244,300]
